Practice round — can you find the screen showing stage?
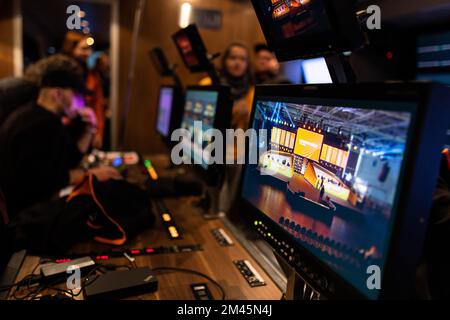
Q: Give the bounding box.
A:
[181,90,219,169]
[302,57,332,84]
[241,96,415,298]
[156,87,174,137]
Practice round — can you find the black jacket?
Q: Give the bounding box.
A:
[0,103,83,219]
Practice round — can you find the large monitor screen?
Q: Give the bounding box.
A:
[180,89,219,170]
[241,96,415,299]
[156,87,175,138]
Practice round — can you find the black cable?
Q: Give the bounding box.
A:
[152,267,226,300]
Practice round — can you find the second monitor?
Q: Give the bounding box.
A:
[178,85,232,177]
[155,85,184,147]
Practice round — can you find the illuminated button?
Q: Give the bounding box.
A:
[162,213,172,222]
[168,226,179,238]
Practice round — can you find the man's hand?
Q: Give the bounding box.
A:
[89,166,123,182]
[77,108,97,133]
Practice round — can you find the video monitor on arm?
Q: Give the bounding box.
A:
[178,86,232,179]
[251,0,364,61]
[172,25,211,73]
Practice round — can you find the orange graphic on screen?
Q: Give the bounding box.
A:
[294,128,323,162]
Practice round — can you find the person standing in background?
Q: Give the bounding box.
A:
[253,44,291,85]
[200,43,254,131]
[200,43,254,215]
[62,31,105,150]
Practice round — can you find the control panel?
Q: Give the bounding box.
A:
[253,220,335,299]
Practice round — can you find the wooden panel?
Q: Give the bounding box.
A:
[0,0,15,78]
[117,0,265,154]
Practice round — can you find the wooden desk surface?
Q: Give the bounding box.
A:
[12,155,282,300]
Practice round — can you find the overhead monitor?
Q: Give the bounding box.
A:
[251,0,364,61]
[172,24,211,73]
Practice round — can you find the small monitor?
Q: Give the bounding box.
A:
[180,86,232,172]
[172,25,211,73]
[155,86,183,146]
[302,57,333,84]
[251,0,363,61]
[239,83,450,299]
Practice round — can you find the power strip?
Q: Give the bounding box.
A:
[211,228,234,246]
[234,260,266,288]
[52,244,203,263]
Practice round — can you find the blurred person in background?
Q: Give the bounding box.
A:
[200,42,254,130]
[62,31,105,150]
[253,43,291,85]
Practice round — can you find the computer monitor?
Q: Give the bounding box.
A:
[238,83,450,299]
[301,57,333,84]
[155,86,183,147]
[179,86,232,175]
[172,24,211,73]
[251,0,363,62]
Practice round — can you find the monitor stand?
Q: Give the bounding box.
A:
[195,185,226,220]
[325,53,355,84]
[274,250,322,300]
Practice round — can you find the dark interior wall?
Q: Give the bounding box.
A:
[117,0,265,154]
[0,0,14,78]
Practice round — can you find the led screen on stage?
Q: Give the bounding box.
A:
[294,128,324,161]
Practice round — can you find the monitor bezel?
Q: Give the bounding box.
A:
[172,24,211,73]
[181,85,232,180]
[250,0,364,62]
[155,85,184,148]
[236,82,450,299]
